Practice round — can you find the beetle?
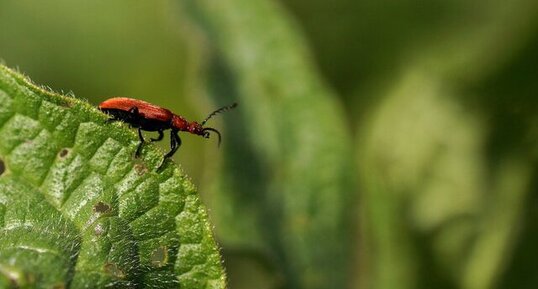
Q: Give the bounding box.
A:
[99,97,237,169]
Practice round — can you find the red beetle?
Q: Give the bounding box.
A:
[99,97,237,169]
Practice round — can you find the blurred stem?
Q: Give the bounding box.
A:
[178,0,356,288]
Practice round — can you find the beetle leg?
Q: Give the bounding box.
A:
[151,130,164,142]
[165,130,181,159]
[135,127,146,158]
[158,130,181,170]
[128,106,140,124]
[128,106,139,114]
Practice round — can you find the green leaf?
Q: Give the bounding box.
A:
[179,1,356,288]
[0,64,225,289]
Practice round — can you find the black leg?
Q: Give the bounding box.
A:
[164,130,181,159]
[135,127,146,158]
[151,130,164,142]
[158,130,181,170]
[128,106,140,124]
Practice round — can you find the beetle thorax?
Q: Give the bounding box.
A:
[187,122,204,135]
[171,114,189,131]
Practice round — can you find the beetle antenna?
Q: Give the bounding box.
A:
[201,102,238,125]
[202,128,222,146]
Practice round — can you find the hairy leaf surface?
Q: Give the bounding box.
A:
[0,65,225,289]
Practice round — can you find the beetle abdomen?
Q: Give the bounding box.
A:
[99,97,174,130]
[99,97,173,122]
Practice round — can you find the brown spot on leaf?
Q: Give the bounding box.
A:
[52,283,66,289]
[104,263,125,279]
[0,159,5,176]
[93,201,111,214]
[58,148,69,158]
[60,100,73,108]
[5,270,36,287]
[150,246,168,268]
[134,162,148,175]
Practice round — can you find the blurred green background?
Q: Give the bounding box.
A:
[1,0,537,289]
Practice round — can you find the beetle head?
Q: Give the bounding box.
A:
[187,122,204,135]
[187,122,222,146]
[201,127,222,146]
[196,102,237,147]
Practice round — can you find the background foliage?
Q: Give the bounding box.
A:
[1,0,537,288]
